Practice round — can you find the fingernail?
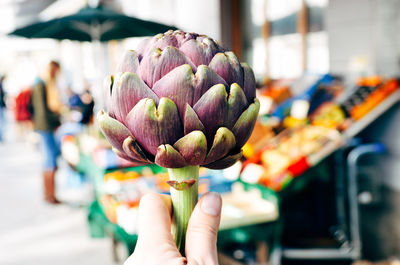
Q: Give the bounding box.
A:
[201,192,222,216]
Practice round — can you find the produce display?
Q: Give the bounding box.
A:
[241,125,341,191]
[97,30,259,252]
[60,134,135,169]
[261,81,292,104]
[310,102,346,129]
[340,77,398,120]
[242,121,276,158]
[98,166,249,235]
[239,75,399,191]
[100,166,165,233]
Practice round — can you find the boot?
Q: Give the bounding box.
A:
[43,170,61,204]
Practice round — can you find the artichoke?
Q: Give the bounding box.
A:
[98,30,259,170]
[97,30,259,253]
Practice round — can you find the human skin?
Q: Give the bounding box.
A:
[124,192,222,265]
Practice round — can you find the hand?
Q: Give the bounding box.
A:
[124,192,222,265]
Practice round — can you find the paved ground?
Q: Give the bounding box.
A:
[0,112,114,265]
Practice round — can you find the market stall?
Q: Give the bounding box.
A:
[239,75,399,191]
[236,75,399,263]
[61,74,399,264]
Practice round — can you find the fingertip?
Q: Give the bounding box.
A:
[139,192,172,214]
[200,192,222,217]
[160,193,173,215]
[139,192,160,206]
[137,192,174,245]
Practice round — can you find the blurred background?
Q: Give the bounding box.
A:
[1,0,400,264]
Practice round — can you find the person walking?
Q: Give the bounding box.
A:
[31,61,63,204]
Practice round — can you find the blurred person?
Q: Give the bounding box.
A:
[79,88,94,125]
[0,75,6,142]
[59,87,84,134]
[124,192,221,265]
[56,86,94,137]
[64,84,94,125]
[31,61,63,204]
[66,87,83,109]
[14,87,33,140]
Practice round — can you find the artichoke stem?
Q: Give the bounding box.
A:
[168,165,199,256]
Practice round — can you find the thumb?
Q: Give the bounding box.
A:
[185,192,222,265]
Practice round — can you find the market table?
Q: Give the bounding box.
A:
[88,186,280,263]
[309,90,400,165]
[71,149,280,262]
[246,89,400,192]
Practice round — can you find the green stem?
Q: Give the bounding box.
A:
[168,165,199,256]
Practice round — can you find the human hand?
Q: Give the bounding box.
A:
[124,192,222,265]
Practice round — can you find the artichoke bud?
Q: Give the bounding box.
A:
[97,30,259,169]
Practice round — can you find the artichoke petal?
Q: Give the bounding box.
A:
[232,98,260,149]
[179,38,219,66]
[112,72,159,123]
[209,51,244,87]
[152,33,178,50]
[175,31,198,46]
[183,104,205,135]
[97,110,131,154]
[173,130,207,165]
[226,83,248,129]
[103,75,114,116]
[193,84,227,144]
[204,150,243,170]
[136,37,151,61]
[112,147,149,166]
[152,64,194,118]
[193,65,228,103]
[122,136,151,162]
[242,63,256,102]
[139,46,196,88]
[116,50,139,73]
[204,127,236,164]
[126,98,183,156]
[155,144,187,168]
[141,32,179,56]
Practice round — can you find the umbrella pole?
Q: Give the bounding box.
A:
[90,26,108,112]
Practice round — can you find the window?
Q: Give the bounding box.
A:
[242,0,329,81]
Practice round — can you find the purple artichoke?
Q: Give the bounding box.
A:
[98,30,259,169]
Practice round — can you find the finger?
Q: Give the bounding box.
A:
[127,193,184,264]
[159,194,173,214]
[136,192,174,246]
[186,192,222,265]
[125,193,185,265]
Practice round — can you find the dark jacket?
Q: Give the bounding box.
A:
[0,83,5,108]
[31,78,60,131]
